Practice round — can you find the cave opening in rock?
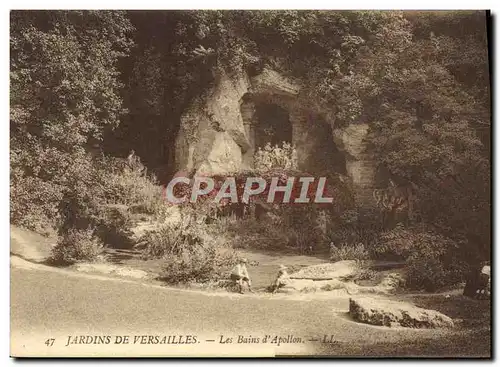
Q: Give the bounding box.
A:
[255,103,292,149]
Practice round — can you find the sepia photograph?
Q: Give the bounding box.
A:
[9,9,492,358]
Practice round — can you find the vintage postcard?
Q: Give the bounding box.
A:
[10,10,491,358]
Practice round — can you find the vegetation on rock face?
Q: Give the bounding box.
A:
[10,10,490,288]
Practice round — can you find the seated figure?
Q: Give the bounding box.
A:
[271,265,290,294]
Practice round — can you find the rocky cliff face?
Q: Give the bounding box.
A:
[175,72,252,175]
[333,124,376,206]
[174,67,376,206]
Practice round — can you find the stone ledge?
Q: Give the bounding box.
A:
[289,260,359,280]
[349,297,454,328]
[250,68,300,97]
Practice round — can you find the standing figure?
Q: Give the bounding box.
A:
[476,262,491,299]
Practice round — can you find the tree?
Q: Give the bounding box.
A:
[10,10,134,232]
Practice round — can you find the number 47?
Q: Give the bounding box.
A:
[45,338,55,347]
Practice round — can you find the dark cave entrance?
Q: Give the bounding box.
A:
[254,103,292,149]
[310,117,347,175]
[305,116,347,176]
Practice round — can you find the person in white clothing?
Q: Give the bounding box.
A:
[231,258,252,294]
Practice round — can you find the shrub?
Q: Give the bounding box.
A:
[10,150,165,245]
[95,205,135,249]
[278,205,327,253]
[50,228,105,265]
[138,214,238,284]
[220,217,287,250]
[375,225,450,259]
[159,245,238,284]
[53,153,165,249]
[330,242,369,262]
[327,226,379,249]
[406,253,465,292]
[218,209,324,253]
[376,226,468,291]
[139,217,209,260]
[103,153,165,217]
[344,268,378,283]
[10,169,63,236]
[139,224,185,259]
[325,208,382,257]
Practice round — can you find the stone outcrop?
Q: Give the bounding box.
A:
[175,72,253,176]
[249,68,300,97]
[175,68,302,176]
[333,124,376,206]
[290,260,359,280]
[274,261,360,294]
[276,278,358,294]
[272,262,407,296]
[349,297,454,328]
[174,67,377,206]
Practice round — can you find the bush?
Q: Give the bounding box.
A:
[406,254,457,292]
[53,153,164,249]
[325,208,383,255]
[10,169,63,236]
[330,242,370,262]
[95,205,135,249]
[279,205,325,252]
[103,153,165,217]
[139,215,238,284]
[159,245,238,284]
[376,226,468,291]
[327,226,379,250]
[217,207,325,253]
[139,217,208,260]
[11,144,164,248]
[375,225,450,259]
[50,228,105,265]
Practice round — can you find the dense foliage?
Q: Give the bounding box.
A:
[10,10,134,234]
[10,11,490,287]
[50,227,105,265]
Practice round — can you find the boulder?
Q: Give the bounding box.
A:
[349,297,454,328]
[290,260,359,280]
